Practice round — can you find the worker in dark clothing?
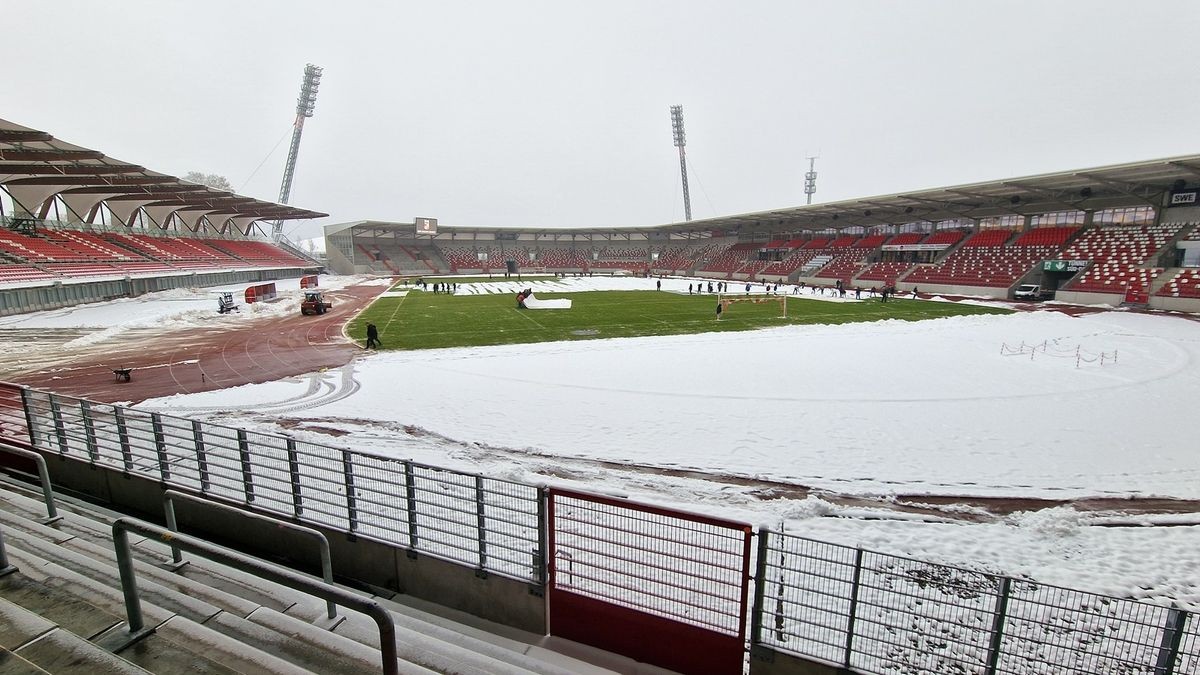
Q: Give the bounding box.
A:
[366,323,381,349]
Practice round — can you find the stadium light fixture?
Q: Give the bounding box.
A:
[274,63,324,240]
[669,105,692,221]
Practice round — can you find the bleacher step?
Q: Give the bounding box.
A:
[0,486,526,674]
[0,478,654,674]
[9,625,152,675]
[1,544,357,675]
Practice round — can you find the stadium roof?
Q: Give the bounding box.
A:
[661,153,1200,236]
[0,118,327,235]
[329,153,1200,239]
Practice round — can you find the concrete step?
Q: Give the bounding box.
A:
[7,626,151,674]
[365,590,678,675]
[0,649,54,674]
[0,478,655,675]
[0,481,601,674]
[0,531,404,674]
[0,576,301,675]
[1,540,381,675]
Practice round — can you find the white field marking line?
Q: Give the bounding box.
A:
[382,290,410,336]
[510,307,547,329]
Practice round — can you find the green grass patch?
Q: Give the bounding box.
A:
[349,290,1011,351]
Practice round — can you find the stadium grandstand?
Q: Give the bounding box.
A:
[0,118,324,316]
[4,116,1200,675]
[327,155,1200,313]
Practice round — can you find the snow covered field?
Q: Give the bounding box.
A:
[4,274,1199,607]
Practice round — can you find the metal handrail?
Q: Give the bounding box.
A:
[0,525,17,577]
[112,517,397,675]
[0,441,61,523]
[162,489,337,620]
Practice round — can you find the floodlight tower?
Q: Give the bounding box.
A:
[804,156,818,205]
[669,105,693,221]
[273,63,323,239]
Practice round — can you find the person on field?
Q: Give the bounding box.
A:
[365,323,381,349]
[716,300,723,320]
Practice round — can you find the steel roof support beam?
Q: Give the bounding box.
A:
[1074,173,1162,208]
[0,149,104,161]
[0,163,145,175]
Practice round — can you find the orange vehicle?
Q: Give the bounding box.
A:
[300,291,332,315]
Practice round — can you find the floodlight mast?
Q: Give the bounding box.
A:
[669,105,692,221]
[272,63,323,240]
[804,156,818,205]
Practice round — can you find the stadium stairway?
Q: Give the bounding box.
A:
[0,477,658,675]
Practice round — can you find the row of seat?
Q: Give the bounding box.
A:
[422,224,1194,293]
[1058,224,1181,294]
[1156,268,1200,298]
[0,229,312,286]
[904,244,1062,288]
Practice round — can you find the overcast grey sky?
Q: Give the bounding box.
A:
[7,1,1199,241]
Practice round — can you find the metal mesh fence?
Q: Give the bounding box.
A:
[756,529,1196,674]
[999,583,1169,674]
[550,488,751,637]
[1177,614,1199,675]
[4,382,1195,673]
[0,384,28,441]
[16,387,540,582]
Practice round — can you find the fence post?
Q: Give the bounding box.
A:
[151,413,170,481]
[474,475,487,575]
[844,548,865,669]
[985,576,1013,675]
[403,460,418,553]
[287,439,303,517]
[18,386,36,447]
[237,429,254,503]
[341,450,358,535]
[114,407,133,473]
[192,420,209,492]
[750,526,771,648]
[48,394,68,454]
[0,526,17,577]
[81,400,98,464]
[1154,608,1188,675]
[535,486,549,591]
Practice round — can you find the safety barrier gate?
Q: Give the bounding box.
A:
[548,487,753,674]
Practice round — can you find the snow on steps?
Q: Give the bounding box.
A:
[0,479,616,675]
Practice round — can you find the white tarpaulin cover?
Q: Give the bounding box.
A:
[522,293,571,309]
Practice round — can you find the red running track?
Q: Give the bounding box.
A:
[11,284,381,405]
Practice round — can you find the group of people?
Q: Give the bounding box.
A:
[409,278,457,294]
[686,281,727,294]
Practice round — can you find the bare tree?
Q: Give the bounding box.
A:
[183,172,232,191]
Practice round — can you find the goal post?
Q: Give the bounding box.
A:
[716,294,787,319]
